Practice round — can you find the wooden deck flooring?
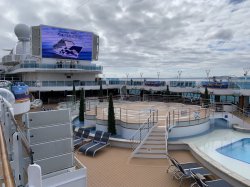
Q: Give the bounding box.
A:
[76,148,197,187]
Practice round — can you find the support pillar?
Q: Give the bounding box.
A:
[244,96,249,108]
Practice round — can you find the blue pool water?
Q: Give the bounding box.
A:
[72,117,95,131]
[216,138,250,164]
[72,117,85,127]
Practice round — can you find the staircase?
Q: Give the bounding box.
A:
[132,125,167,159]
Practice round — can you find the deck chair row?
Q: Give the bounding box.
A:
[79,130,111,157]
[166,155,233,187]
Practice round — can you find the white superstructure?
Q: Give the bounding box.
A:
[1,24,102,100]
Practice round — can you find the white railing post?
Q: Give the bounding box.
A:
[28,164,42,187]
[139,128,142,143]
[13,132,25,186]
[147,118,149,132]
[153,112,155,125]
[4,112,12,157]
[126,109,128,123]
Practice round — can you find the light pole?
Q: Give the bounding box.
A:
[243,68,249,80]
[205,69,210,82]
[126,73,129,86]
[178,70,182,82]
[140,72,143,86]
[157,72,160,80]
[126,73,129,97]
[243,68,249,89]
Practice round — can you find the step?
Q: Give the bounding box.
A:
[133,153,167,159]
[140,144,166,149]
[152,128,165,132]
[150,132,166,136]
[147,136,165,141]
[144,140,166,145]
[137,149,166,154]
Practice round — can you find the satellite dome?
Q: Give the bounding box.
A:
[14,24,30,41]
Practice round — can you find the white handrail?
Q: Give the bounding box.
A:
[130,110,157,150]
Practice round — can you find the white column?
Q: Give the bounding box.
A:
[28,164,42,187]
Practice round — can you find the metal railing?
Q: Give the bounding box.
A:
[208,101,250,127]
[9,63,103,72]
[165,114,172,154]
[0,97,33,186]
[85,95,141,111]
[130,110,157,151]
[24,80,106,87]
[2,54,28,63]
[0,123,15,187]
[143,94,201,105]
[95,105,153,124]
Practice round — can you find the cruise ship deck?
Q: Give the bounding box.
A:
[75,149,198,187]
[1,2,250,185]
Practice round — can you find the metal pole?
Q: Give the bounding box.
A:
[140,129,142,143]
[169,112,171,127]
[178,70,182,83]
[148,118,149,132]
[126,109,128,123]
[173,110,175,125]
[178,109,179,125]
[140,72,143,86]
[156,110,158,123]
[153,112,155,126]
[139,112,140,124]
[157,72,160,80]
[205,69,210,82]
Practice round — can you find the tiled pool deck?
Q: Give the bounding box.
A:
[172,129,250,181]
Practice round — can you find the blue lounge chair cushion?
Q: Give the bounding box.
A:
[205,179,233,187]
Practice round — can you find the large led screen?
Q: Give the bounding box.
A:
[41,26,93,60]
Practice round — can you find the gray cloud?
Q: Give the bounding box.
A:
[0,0,250,78]
[207,29,234,40]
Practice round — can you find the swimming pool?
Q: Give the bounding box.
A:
[216,138,250,164]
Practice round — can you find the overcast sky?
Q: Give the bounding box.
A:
[0,0,250,78]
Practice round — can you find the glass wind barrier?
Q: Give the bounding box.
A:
[10,63,103,71]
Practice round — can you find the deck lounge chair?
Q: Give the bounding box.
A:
[85,132,111,157]
[174,160,211,187]
[73,129,90,147]
[203,179,233,187]
[190,170,233,187]
[78,130,103,153]
[167,156,201,174]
